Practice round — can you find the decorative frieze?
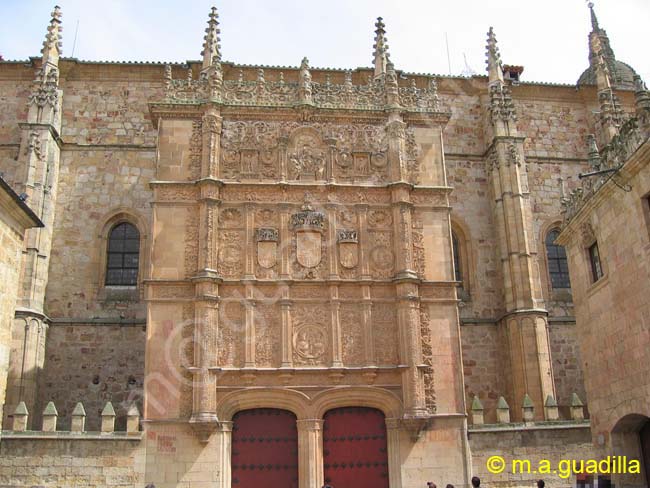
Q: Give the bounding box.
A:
[163,66,446,115]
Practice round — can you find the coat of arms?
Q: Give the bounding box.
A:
[291,202,325,268]
[337,229,358,269]
[255,228,278,269]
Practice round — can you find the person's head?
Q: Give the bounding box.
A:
[446,484,455,488]
[471,476,481,487]
[537,481,545,488]
[426,483,436,488]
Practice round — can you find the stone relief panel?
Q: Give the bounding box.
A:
[183,211,199,278]
[292,304,330,366]
[219,121,406,184]
[372,303,399,365]
[340,304,364,366]
[218,231,244,278]
[255,304,281,367]
[420,307,436,413]
[218,207,245,278]
[221,121,279,179]
[412,216,426,279]
[218,300,244,367]
[367,208,395,279]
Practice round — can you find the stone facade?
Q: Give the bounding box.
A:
[0,177,43,424]
[557,48,650,486]
[0,3,646,488]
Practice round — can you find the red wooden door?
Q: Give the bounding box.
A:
[231,409,298,488]
[323,407,389,488]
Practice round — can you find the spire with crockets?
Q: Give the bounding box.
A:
[41,5,62,77]
[578,2,637,90]
[485,27,503,86]
[201,6,221,71]
[373,17,389,78]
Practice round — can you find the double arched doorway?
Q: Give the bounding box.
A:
[231,407,389,488]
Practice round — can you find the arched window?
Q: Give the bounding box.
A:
[105,222,140,286]
[545,229,571,289]
[452,231,462,285]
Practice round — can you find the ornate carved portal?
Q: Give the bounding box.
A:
[323,407,389,488]
[231,409,299,488]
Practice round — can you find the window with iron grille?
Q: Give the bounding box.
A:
[589,241,603,283]
[545,229,571,289]
[105,222,139,286]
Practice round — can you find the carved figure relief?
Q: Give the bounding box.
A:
[288,128,326,180]
[337,229,359,269]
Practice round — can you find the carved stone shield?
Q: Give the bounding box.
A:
[255,228,278,269]
[296,230,321,268]
[338,229,358,269]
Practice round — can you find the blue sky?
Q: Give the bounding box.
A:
[1,0,648,85]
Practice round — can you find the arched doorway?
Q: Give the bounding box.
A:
[641,419,650,485]
[231,408,298,488]
[323,407,389,488]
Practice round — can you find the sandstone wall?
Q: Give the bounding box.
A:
[36,323,146,431]
[460,323,505,423]
[549,321,587,414]
[469,425,596,487]
[0,212,27,421]
[0,437,144,487]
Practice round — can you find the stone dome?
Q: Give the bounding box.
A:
[577,60,638,91]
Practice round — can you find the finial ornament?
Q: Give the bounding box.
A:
[201,6,221,70]
[587,2,599,31]
[373,16,390,78]
[485,27,504,85]
[42,5,63,66]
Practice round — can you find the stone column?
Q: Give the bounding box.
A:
[396,283,427,418]
[201,107,222,179]
[280,204,291,279]
[6,12,63,424]
[329,285,343,368]
[484,33,555,418]
[280,297,293,368]
[361,285,375,366]
[385,418,403,488]
[217,421,233,488]
[358,205,371,280]
[297,419,324,488]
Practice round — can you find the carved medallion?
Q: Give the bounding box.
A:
[292,202,325,269]
[370,245,394,271]
[293,324,327,364]
[255,228,278,269]
[337,230,359,269]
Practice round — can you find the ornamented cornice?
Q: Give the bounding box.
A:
[562,116,650,222]
[161,67,445,114]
